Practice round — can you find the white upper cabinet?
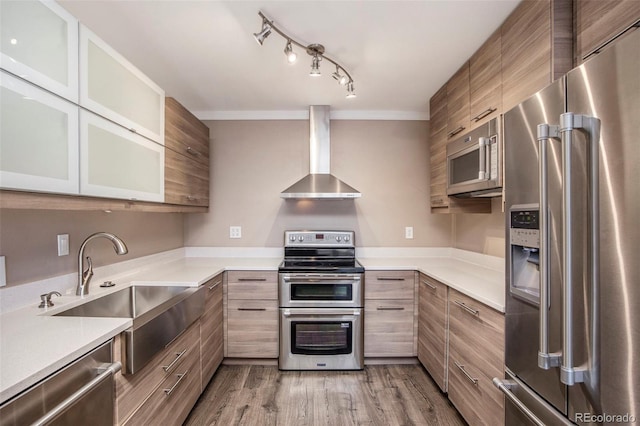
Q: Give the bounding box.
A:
[0,0,79,102]
[79,25,165,145]
[0,71,79,194]
[80,110,164,202]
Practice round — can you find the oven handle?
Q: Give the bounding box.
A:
[281,276,361,284]
[282,308,361,317]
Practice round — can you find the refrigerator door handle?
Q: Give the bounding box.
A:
[493,378,546,426]
[559,112,600,386]
[536,123,562,370]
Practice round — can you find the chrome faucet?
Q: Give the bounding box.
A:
[77,232,128,296]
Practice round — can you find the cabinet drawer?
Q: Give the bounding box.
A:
[417,274,448,391]
[123,334,201,426]
[116,320,200,424]
[227,271,277,300]
[364,299,415,357]
[227,299,278,358]
[364,270,415,299]
[448,289,504,425]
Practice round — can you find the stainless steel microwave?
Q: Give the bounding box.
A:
[446,117,502,197]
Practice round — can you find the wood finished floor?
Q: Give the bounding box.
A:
[185,365,466,426]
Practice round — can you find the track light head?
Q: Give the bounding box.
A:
[284,40,297,63]
[332,67,349,86]
[310,55,321,77]
[253,19,272,45]
[346,81,356,99]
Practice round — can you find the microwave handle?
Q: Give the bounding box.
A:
[478,137,489,180]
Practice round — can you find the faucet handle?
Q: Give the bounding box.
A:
[39,291,62,308]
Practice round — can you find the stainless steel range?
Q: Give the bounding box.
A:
[278,230,364,370]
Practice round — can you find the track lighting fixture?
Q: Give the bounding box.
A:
[253,18,272,45]
[253,11,357,99]
[284,40,297,63]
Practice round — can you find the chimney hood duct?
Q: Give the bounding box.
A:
[280,106,361,199]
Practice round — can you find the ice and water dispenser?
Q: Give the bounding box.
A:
[509,205,540,305]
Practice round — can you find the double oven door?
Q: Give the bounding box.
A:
[279,273,364,370]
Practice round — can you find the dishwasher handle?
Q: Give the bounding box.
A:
[32,361,122,426]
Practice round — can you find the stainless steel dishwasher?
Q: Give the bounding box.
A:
[0,340,120,426]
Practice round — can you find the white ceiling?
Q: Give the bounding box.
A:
[59,0,520,120]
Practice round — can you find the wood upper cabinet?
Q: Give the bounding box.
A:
[501,0,572,112]
[469,28,502,130]
[224,271,279,358]
[417,274,448,392]
[164,97,210,207]
[446,62,470,140]
[575,0,640,63]
[447,289,504,426]
[364,271,417,357]
[200,274,223,389]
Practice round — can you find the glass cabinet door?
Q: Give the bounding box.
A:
[0,71,79,194]
[80,110,164,202]
[0,0,79,102]
[79,25,165,145]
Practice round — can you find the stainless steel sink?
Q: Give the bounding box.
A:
[56,285,205,374]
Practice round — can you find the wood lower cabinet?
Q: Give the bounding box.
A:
[575,0,640,62]
[447,289,504,426]
[364,271,417,358]
[417,274,448,392]
[200,274,223,389]
[225,271,279,358]
[115,319,201,425]
[164,97,210,207]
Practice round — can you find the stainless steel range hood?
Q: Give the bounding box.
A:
[280,106,361,200]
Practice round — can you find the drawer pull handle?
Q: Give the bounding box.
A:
[237,278,267,282]
[447,126,466,138]
[454,300,479,316]
[208,280,222,290]
[421,280,437,290]
[454,361,479,385]
[238,308,267,311]
[186,146,200,157]
[186,196,198,202]
[472,107,497,122]
[162,349,187,372]
[376,277,405,281]
[164,369,189,396]
[376,307,405,311]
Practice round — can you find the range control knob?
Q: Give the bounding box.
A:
[298,236,304,242]
[336,236,342,242]
[344,235,350,242]
[289,235,296,242]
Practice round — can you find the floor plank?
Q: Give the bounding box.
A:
[185,365,465,426]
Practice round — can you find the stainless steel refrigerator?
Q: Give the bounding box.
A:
[496,28,640,425]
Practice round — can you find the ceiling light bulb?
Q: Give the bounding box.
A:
[253,20,272,45]
[284,40,297,63]
[310,55,321,77]
[346,81,356,99]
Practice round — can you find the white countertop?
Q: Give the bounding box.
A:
[0,248,503,404]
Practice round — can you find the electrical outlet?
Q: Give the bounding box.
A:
[0,256,6,287]
[57,234,69,256]
[405,226,414,239]
[229,226,242,239]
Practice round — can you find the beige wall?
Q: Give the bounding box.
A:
[452,198,505,257]
[185,120,452,247]
[0,209,184,286]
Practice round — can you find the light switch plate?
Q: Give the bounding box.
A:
[57,234,69,256]
[229,226,242,239]
[0,256,6,287]
[405,227,414,239]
